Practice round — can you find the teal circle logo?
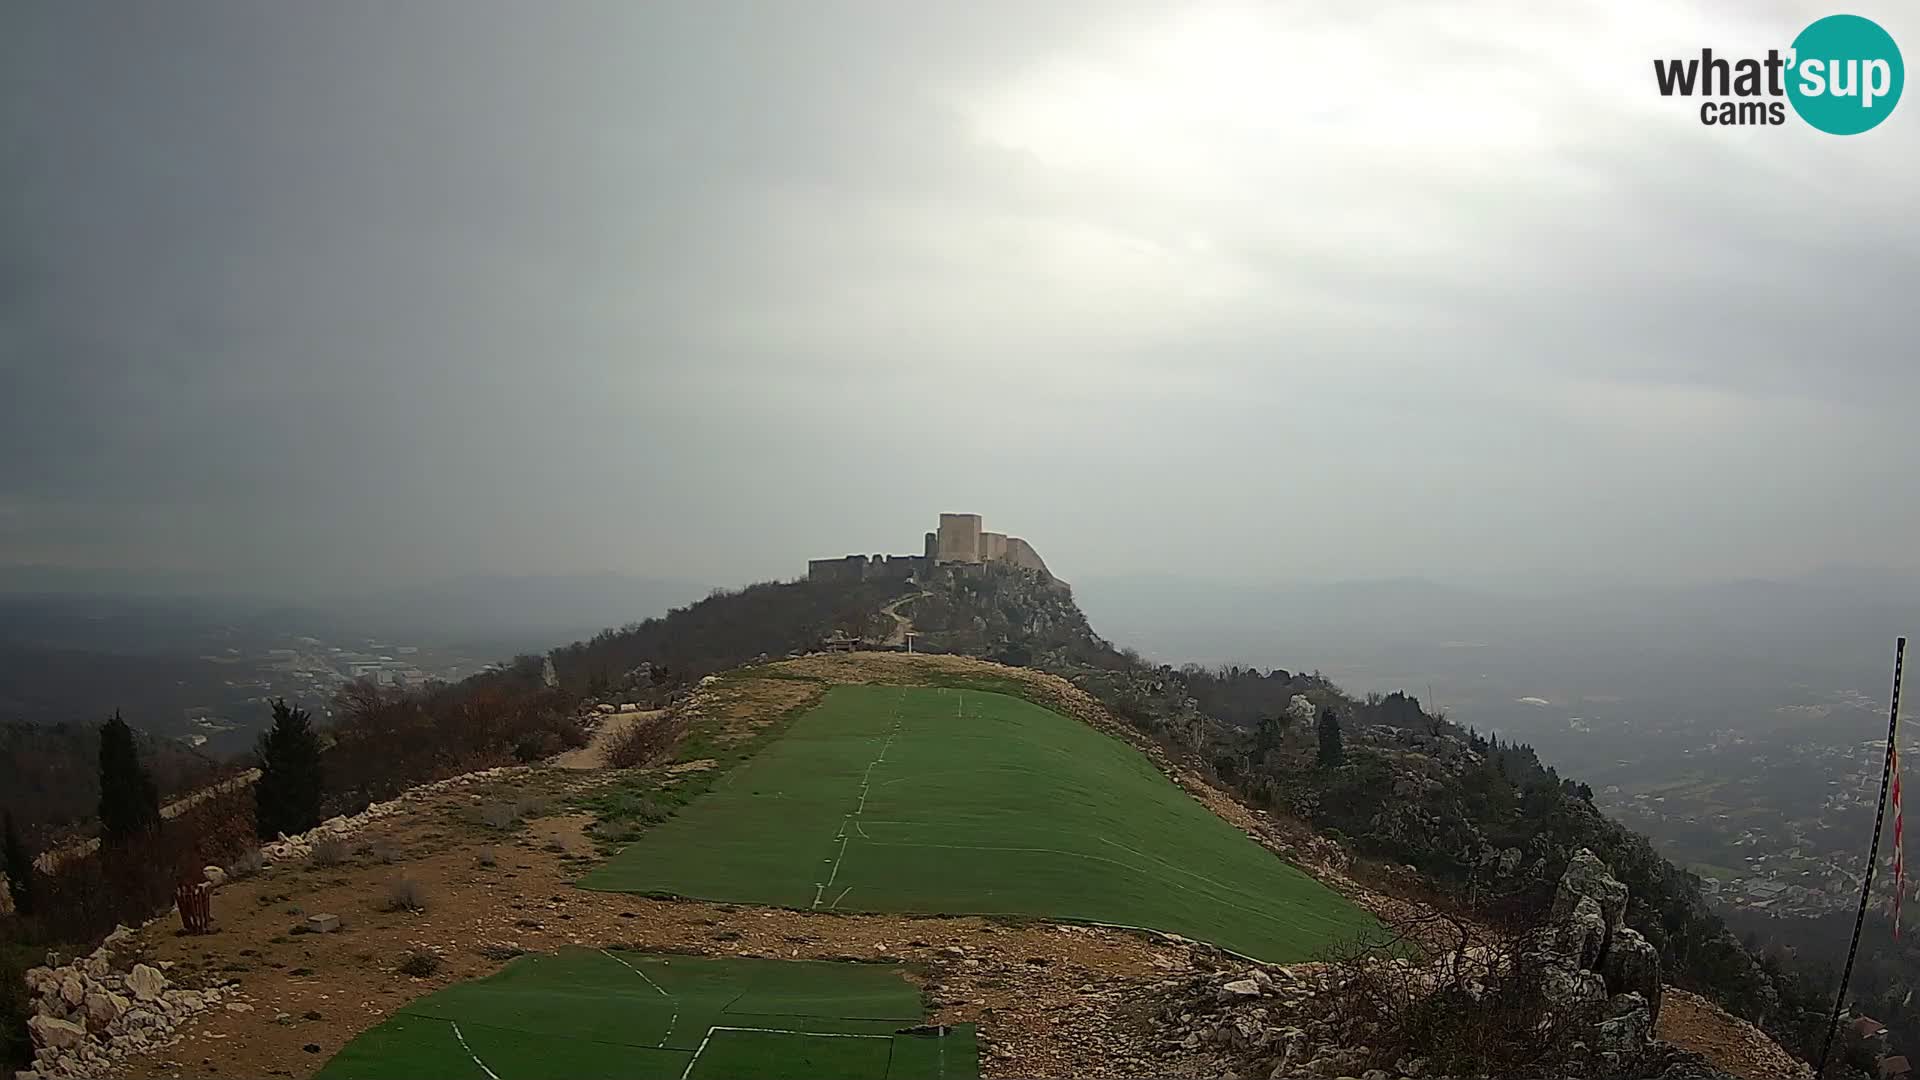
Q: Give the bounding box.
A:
[1787,14,1903,134]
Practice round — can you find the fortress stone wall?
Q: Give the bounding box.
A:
[810,513,1059,586]
[807,553,928,584]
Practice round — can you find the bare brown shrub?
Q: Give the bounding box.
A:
[1315,908,1603,1077]
[226,846,265,880]
[383,877,427,913]
[397,948,441,976]
[605,713,689,769]
[309,836,352,867]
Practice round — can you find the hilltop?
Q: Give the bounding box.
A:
[3,553,1851,1078]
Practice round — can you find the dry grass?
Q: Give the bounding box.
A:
[383,877,427,913]
[310,836,353,867]
[689,675,825,745]
[227,847,265,880]
[397,948,441,977]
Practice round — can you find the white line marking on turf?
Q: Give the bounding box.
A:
[600,949,678,1047]
[449,1020,502,1080]
[819,834,851,900]
[830,885,853,909]
[678,1025,897,1080]
[812,705,903,909]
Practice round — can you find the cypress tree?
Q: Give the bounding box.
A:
[255,699,324,839]
[1316,706,1345,768]
[3,810,32,916]
[98,710,161,845]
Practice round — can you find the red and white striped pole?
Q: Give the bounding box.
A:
[1817,637,1904,1076]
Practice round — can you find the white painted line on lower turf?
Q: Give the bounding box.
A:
[449,1020,502,1080]
[678,1026,895,1080]
[600,949,678,1047]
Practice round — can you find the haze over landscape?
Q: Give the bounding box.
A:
[7,0,1920,593]
[5,3,1920,1079]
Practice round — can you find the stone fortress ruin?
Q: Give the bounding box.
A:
[807,513,1059,586]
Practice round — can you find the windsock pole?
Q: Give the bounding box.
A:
[1816,636,1904,1076]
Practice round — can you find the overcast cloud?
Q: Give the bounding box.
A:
[3,0,1916,593]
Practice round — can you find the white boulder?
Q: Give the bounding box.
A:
[124,964,166,1002]
[26,1016,86,1050]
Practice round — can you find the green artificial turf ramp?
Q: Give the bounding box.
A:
[582,684,1378,961]
[314,950,974,1080]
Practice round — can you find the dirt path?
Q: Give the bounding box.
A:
[879,591,925,647]
[552,709,664,770]
[1658,987,1813,1079]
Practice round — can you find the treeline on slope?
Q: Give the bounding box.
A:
[906,563,1840,1065]
[319,656,582,814]
[0,720,226,844]
[1728,905,1920,1065]
[547,578,908,694]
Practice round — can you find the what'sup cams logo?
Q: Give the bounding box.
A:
[1654,13,1903,133]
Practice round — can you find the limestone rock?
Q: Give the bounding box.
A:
[81,992,126,1026]
[307,913,341,933]
[203,865,227,887]
[1559,894,1607,970]
[57,976,84,1008]
[1595,992,1654,1053]
[1601,926,1663,1021]
[1219,979,1264,999]
[1552,848,1628,938]
[125,964,166,1002]
[1542,965,1609,1009]
[26,1016,86,1051]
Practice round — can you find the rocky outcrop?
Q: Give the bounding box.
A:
[16,925,246,1079]
[1602,927,1662,1021]
[1153,852,1741,1080]
[1538,848,1662,1027]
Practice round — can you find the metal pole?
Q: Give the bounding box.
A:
[1816,636,1905,1076]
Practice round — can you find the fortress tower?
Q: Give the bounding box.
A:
[809,512,1058,586]
[935,513,985,563]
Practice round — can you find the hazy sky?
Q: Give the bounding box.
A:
[5,1,1917,593]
